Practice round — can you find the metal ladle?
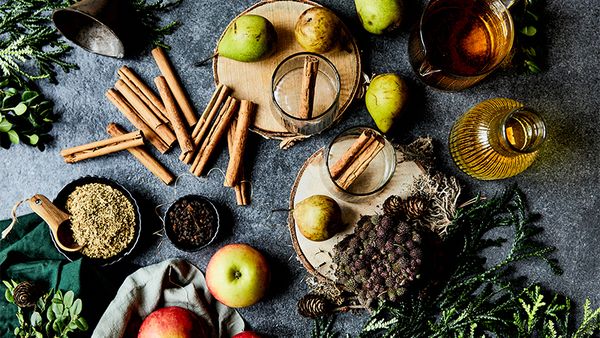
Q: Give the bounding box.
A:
[28,195,84,252]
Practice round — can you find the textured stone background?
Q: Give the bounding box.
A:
[0,0,599,336]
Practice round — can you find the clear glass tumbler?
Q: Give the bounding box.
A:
[271,52,340,135]
[321,127,396,201]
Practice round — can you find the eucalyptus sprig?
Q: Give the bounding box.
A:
[0,78,55,150]
[509,0,545,74]
[0,0,183,151]
[3,280,88,338]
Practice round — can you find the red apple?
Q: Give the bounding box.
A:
[205,243,270,308]
[138,306,207,338]
[232,331,263,338]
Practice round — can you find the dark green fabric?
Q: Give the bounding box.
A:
[0,213,110,336]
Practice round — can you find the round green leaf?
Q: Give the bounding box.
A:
[5,288,14,303]
[21,91,38,102]
[47,306,55,321]
[63,290,74,308]
[70,298,82,317]
[7,130,19,144]
[13,103,27,116]
[0,118,12,132]
[76,317,88,331]
[521,26,537,36]
[31,311,42,327]
[27,134,39,145]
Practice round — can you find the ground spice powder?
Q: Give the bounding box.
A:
[65,183,135,259]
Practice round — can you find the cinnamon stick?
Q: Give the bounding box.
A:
[107,123,175,185]
[181,85,231,163]
[330,131,373,179]
[227,119,250,205]
[336,136,385,190]
[154,76,194,156]
[115,79,177,148]
[190,97,240,176]
[224,100,256,187]
[152,47,197,127]
[106,89,170,153]
[61,130,144,164]
[298,56,319,119]
[118,66,168,123]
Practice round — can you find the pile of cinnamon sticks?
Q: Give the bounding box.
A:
[60,47,256,205]
[329,130,385,190]
[184,84,256,205]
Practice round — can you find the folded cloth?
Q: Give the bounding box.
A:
[0,213,109,336]
[92,258,245,338]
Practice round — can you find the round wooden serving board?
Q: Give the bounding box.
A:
[213,0,362,139]
[288,148,427,282]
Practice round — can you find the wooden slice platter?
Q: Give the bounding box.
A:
[288,148,427,282]
[213,0,362,140]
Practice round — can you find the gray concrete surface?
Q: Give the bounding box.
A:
[1,0,599,336]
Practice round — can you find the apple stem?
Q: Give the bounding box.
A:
[194,53,219,67]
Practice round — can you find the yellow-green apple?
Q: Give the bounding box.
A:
[205,244,270,308]
[232,332,263,338]
[137,306,207,338]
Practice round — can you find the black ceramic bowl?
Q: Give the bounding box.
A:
[53,176,142,266]
[164,195,220,252]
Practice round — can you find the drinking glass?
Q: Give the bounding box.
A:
[449,98,546,180]
[271,52,340,135]
[321,127,396,201]
[409,0,516,91]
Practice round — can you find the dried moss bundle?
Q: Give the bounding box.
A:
[66,183,135,259]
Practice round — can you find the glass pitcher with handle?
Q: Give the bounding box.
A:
[409,0,516,91]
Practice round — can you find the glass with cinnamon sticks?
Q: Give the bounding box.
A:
[322,127,396,200]
[271,52,340,135]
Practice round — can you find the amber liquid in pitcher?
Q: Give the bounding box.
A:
[424,0,503,76]
[449,98,546,180]
[409,0,514,90]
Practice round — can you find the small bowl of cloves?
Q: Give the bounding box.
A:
[164,195,220,252]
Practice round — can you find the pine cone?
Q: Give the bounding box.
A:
[297,294,332,318]
[405,196,427,220]
[13,281,39,308]
[383,195,404,217]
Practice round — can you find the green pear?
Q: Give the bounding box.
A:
[354,0,404,35]
[293,195,342,242]
[365,73,409,133]
[294,7,341,53]
[218,15,277,62]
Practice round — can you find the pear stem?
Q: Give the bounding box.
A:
[194,52,219,67]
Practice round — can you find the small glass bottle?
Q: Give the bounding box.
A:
[449,98,547,180]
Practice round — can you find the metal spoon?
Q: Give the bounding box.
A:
[28,194,84,252]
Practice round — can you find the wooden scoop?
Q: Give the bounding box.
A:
[28,194,84,252]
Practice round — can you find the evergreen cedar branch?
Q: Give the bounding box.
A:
[0,0,182,150]
[312,187,600,337]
